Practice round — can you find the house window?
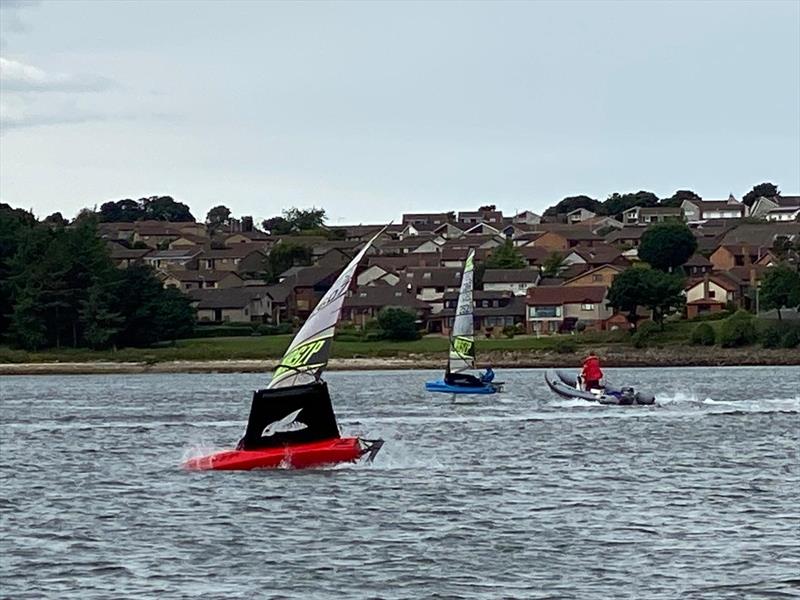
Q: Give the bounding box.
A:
[592,274,603,282]
[423,272,432,279]
[709,290,716,298]
[581,303,595,311]
[531,306,560,318]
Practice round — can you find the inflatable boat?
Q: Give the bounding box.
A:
[545,369,655,405]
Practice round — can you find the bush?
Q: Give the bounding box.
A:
[376,307,420,341]
[760,325,782,349]
[689,310,731,322]
[631,320,659,348]
[690,323,716,346]
[553,337,577,354]
[575,320,588,333]
[781,329,800,349]
[502,325,516,339]
[718,310,757,348]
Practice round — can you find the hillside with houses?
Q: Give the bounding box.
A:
[2,186,799,358]
[96,191,798,336]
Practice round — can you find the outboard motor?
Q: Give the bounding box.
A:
[619,386,636,405]
[635,391,656,405]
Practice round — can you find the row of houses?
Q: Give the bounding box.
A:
[98,200,799,333]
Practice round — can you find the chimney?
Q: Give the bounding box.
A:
[703,272,710,299]
[743,245,751,266]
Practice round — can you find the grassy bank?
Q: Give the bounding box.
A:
[0,319,728,364]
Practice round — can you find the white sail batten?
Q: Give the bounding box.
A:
[268,228,385,389]
[448,248,475,374]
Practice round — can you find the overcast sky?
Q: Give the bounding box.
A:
[1,0,798,224]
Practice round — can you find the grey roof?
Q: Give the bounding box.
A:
[344,286,432,309]
[144,248,201,260]
[482,268,539,283]
[163,269,242,282]
[720,223,800,248]
[188,287,266,309]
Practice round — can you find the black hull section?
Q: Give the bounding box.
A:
[237,381,341,450]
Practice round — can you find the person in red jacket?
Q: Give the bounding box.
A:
[581,351,604,391]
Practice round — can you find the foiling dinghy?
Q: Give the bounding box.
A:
[184,231,385,471]
[425,249,502,395]
[545,369,655,405]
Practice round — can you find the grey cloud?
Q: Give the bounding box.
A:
[0,57,118,93]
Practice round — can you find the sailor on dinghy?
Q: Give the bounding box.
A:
[579,351,604,392]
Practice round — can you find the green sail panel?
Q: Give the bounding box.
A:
[448,248,475,373]
[268,229,385,389]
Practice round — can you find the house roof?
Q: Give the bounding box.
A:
[442,289,516,301]
[199,244,267,259]
[437,294,526,318]
[144,248,202,260]
[482,268,540,284]
[106,242,151,259]
[606,227,648,242]
[685,273,739,293]
[163,270,242,283]
[344,287,431,309]
[402,212,451,224]
[720,223,799,248]
[685,254,712,267]
[188,287,267,309]
[290,262,344,287]
[567,243,625,265]
[562,264,624,285]
[404,267,463,287]
[526,285,607,305]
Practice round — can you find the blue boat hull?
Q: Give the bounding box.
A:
[425,379,500,394]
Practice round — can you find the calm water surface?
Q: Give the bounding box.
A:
[1,367,799,599]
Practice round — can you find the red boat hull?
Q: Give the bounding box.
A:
[183,437,375,471]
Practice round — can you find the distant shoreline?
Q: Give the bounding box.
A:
[1,348,797,375]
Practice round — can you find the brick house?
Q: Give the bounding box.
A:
[482,269,540,296]
[526,286,611,334]
[342,287,432,328]
[431,290,526,335]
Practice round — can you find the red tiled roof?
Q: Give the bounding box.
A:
[526,285,607,305]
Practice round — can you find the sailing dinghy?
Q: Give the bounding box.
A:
[184,231,385,470]
[425,249,502,395]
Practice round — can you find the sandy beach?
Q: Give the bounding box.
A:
[2,347,797,375]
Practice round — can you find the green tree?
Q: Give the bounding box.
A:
[262,216,293,235]
[155,287,196,343]
[80,282,123,349]
[543,195,602,217]
[607,267,650,328]
[661,190,701,208]
[691,323,716,346]
[759,264,800,320]
[206,205,231,233]
[263,242,313,283]
[0,204,37,336]
[284,207,326,230]
[603,191,659,217]
[742,182,779,209]
[141,196,194,221]
[541,251,569,278]
[638,222,697,271]
[377,307,420,340]
[99,199,144,222]
[641,269,685,330]
[485,239,525,269]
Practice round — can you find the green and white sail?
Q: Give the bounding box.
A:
[448,248,476,374]
[268,228,385,389]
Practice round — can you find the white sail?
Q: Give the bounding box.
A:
[448,248,475,373]
[268,228,385,389]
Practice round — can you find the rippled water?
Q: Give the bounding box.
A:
[1,367,799,599]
